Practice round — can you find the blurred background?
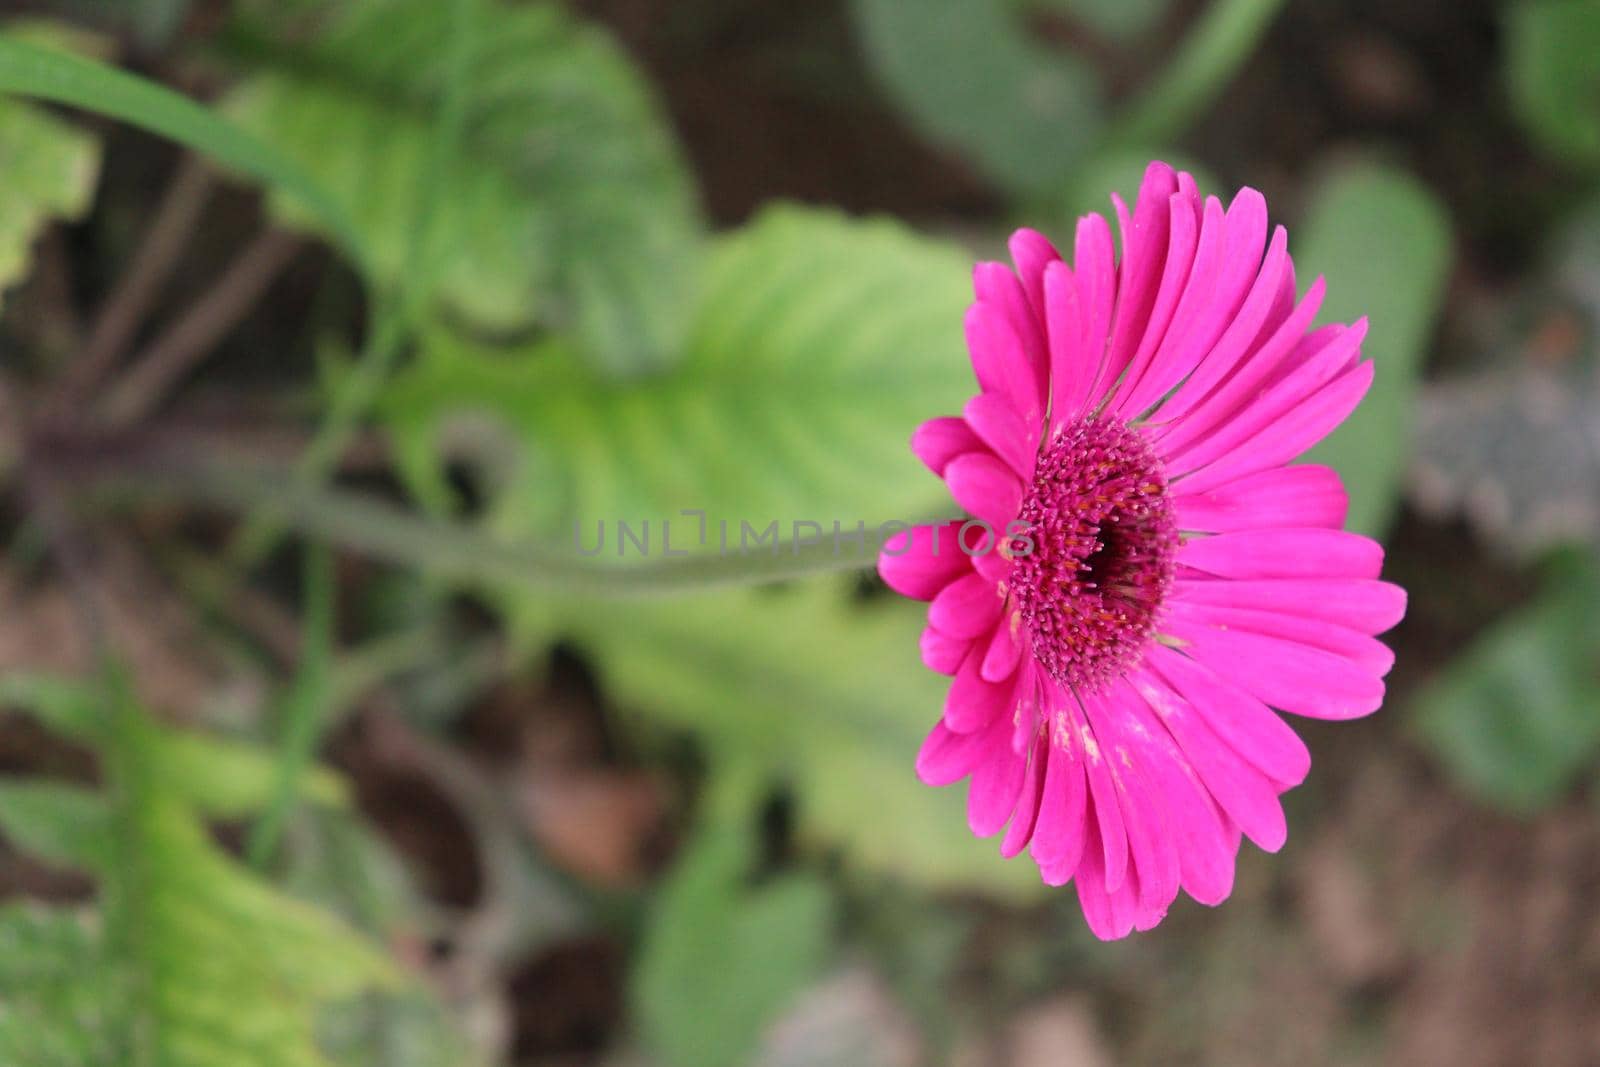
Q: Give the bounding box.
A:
[0,0,1597,1064]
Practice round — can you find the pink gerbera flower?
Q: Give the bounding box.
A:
[879,161,1406,939]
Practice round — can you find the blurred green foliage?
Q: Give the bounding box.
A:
[1507,0,1600,169]
[1,0,1597,1061]
[225,0,703,376]
[852,0,1102,195]
[0,85,99,310]
[0,678,404,1067]
[634,820,834,1067]
[1300,163,1453,538]
[1415,553,1600,813]
[382,206,974,551]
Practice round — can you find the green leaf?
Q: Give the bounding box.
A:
[554,580,1046,899]
[104,705,394,1067]
[0,780,111,870]
[0,692,394,1067]
[1013,0,1170,42]
[1507,0,1600,169]
[384,204,975,555]
[634,821,834,1067]
[851,0,1101,194]
[0,35,361,260]
[0,906,122,1067]
[0,93,100,307]
[317,989,481,1067]
[1298,162,1452,538]
[0,673,347,816]
[223,0,702,376]
[1414,553,1600,813]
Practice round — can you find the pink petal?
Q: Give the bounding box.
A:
[980,614,1024,682]
[1044,261,1095,425]
[1031,712,1089,878]
[1158,276,1328,464]
[967,673,1031,836]
[878,522,970,600]
[1165,315,1365,477]
[1074,704,1130,893]
[964,392,1039,479]
[974,262,1047,420]
[1074,818,1140,940]
[1176,359,1376,496]
[911,417,982,477]
[1171,577,1406,635]
[1083,687,1180,915]
[917,710,1006,788]
[1104,188,1202,418]
[928,572,1005,639]
[1165,598,1395,677]
[1096,162,1179,406]
[1177,528,1384,580]
[944,644,1011,733]
[945,452,1023,532]
[1144,643,1311,786]
[1150,225,1291,426]
[1111,683,1237,907]
[915,720,975,786]
[920,626,969,675]
[1130,661,1290,850]
[1173,464,1349,532]
[1001,730,1049,857]
[1165,618,1387,720]
[1117,188,1270,422]
[965,301,1038,426]
[971,540,1011,584]
[1051,214,1117,433]
[1008,228,1060,321]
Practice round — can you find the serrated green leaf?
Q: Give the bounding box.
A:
[102,705,394,1067]
[851,0,1101,194]
[1298,162,1452,537]
[0,906,123,1067]
[1507,0,1600,169]
[634,822,834,1067]
[224,0,702,375]
[0,694,395,1067]
[384,204,975,552]
[0,94,100,307]
[1413,553,1600,813]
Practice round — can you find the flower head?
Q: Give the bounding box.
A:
[879,161,1406,939]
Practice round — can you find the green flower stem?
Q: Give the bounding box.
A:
[96,463,883,598]
[246,542,334,870]
[1106,0,1288,150]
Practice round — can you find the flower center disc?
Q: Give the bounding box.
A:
[1008,418,1177,691]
